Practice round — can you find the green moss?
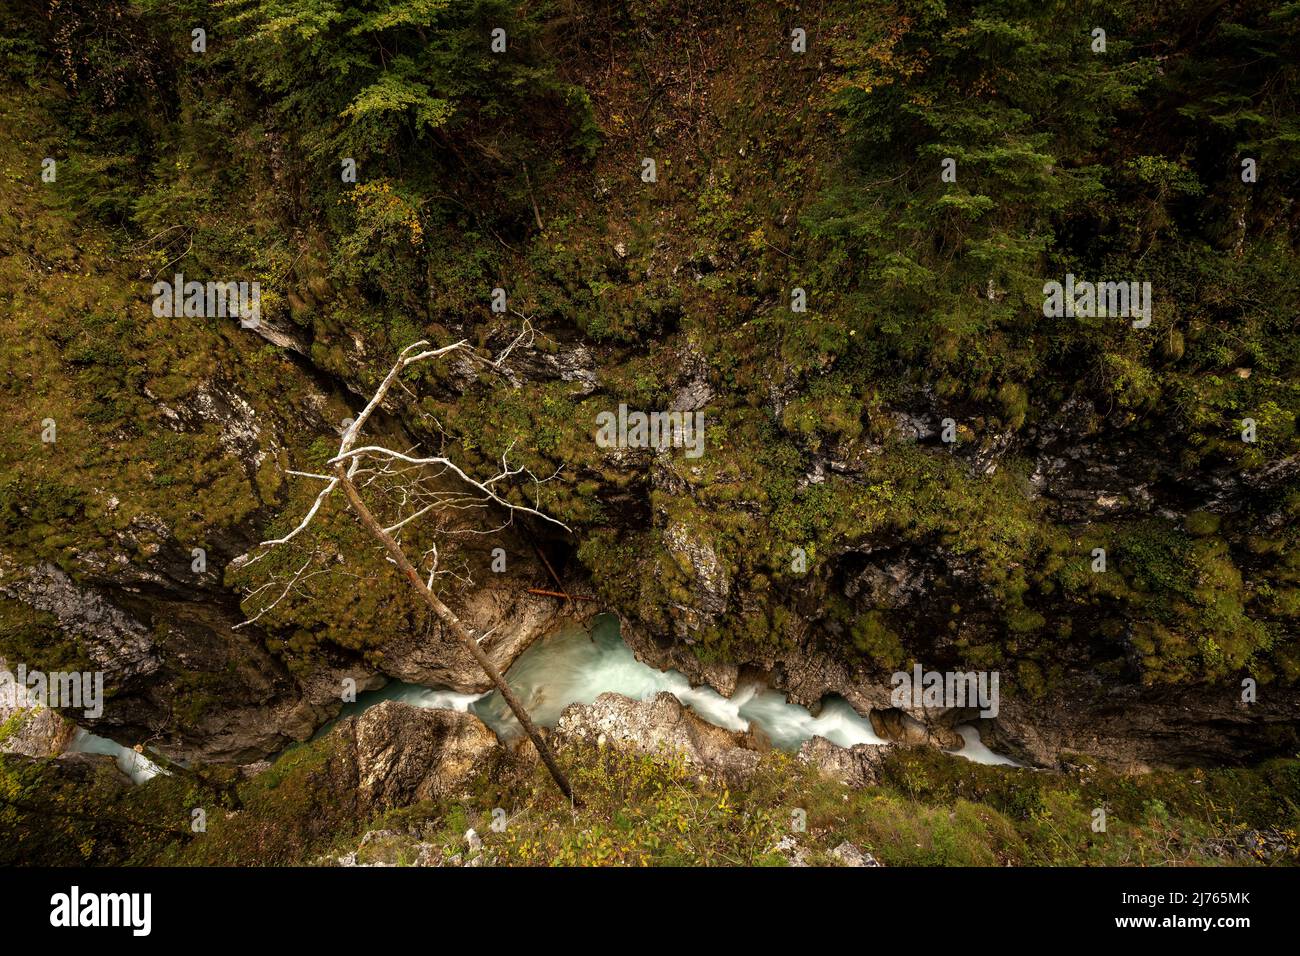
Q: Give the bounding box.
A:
[0,601,92,676]
[1185,511,1222,537]
[0,708,33,744]
[851,611,905,670]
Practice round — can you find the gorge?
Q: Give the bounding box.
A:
[1,0,1298,870]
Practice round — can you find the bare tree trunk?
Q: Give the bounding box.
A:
[334,464,579,805]
[235,333,578,803]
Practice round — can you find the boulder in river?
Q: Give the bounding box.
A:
[868,707,964,750]
[338,700,499,809]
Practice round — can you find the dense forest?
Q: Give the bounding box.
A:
[1,0,1298,868]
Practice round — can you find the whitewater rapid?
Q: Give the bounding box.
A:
[84,613,1020,786]
[357,614,1019,766]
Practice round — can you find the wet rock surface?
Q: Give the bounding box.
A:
[0,531,572,766]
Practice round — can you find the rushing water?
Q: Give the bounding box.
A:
[344,614,1019,766]
[86,613,1017,786]
[66,728,166,784]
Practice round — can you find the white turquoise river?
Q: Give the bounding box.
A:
[74,613,1019,784]
[321,614,1019,766]
[66,727,166,785]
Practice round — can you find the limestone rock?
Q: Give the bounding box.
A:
[797,735,895,788]
[374,588,568,693]
[556,691,761,781]
[0,563,159,683]
[662,523,731,640]
[831,841,880,867]
[869,708,964,750]
[343,700,498,809]
[0,661,76,758]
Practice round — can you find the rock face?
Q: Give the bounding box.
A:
[662,522,731,642]
[620,616,866,711]
[0,657,75,757]
[373,588,570,693]
[620,542,1300,773]
[602,359,1300,776]
[989,680,1300,771]
[555,691,762,781]
[0,554,316,764]
[0,705,73,756]
[336,700,499,809]
[624,613,1300,772]
[797,735,895,788]
[1,563,160,684]
[0,544,571,766]
[868,708,963,751]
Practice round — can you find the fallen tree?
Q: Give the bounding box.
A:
[232,324,577,803]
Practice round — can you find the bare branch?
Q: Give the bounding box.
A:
[230,321,570,624]
[228,321,579,801]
